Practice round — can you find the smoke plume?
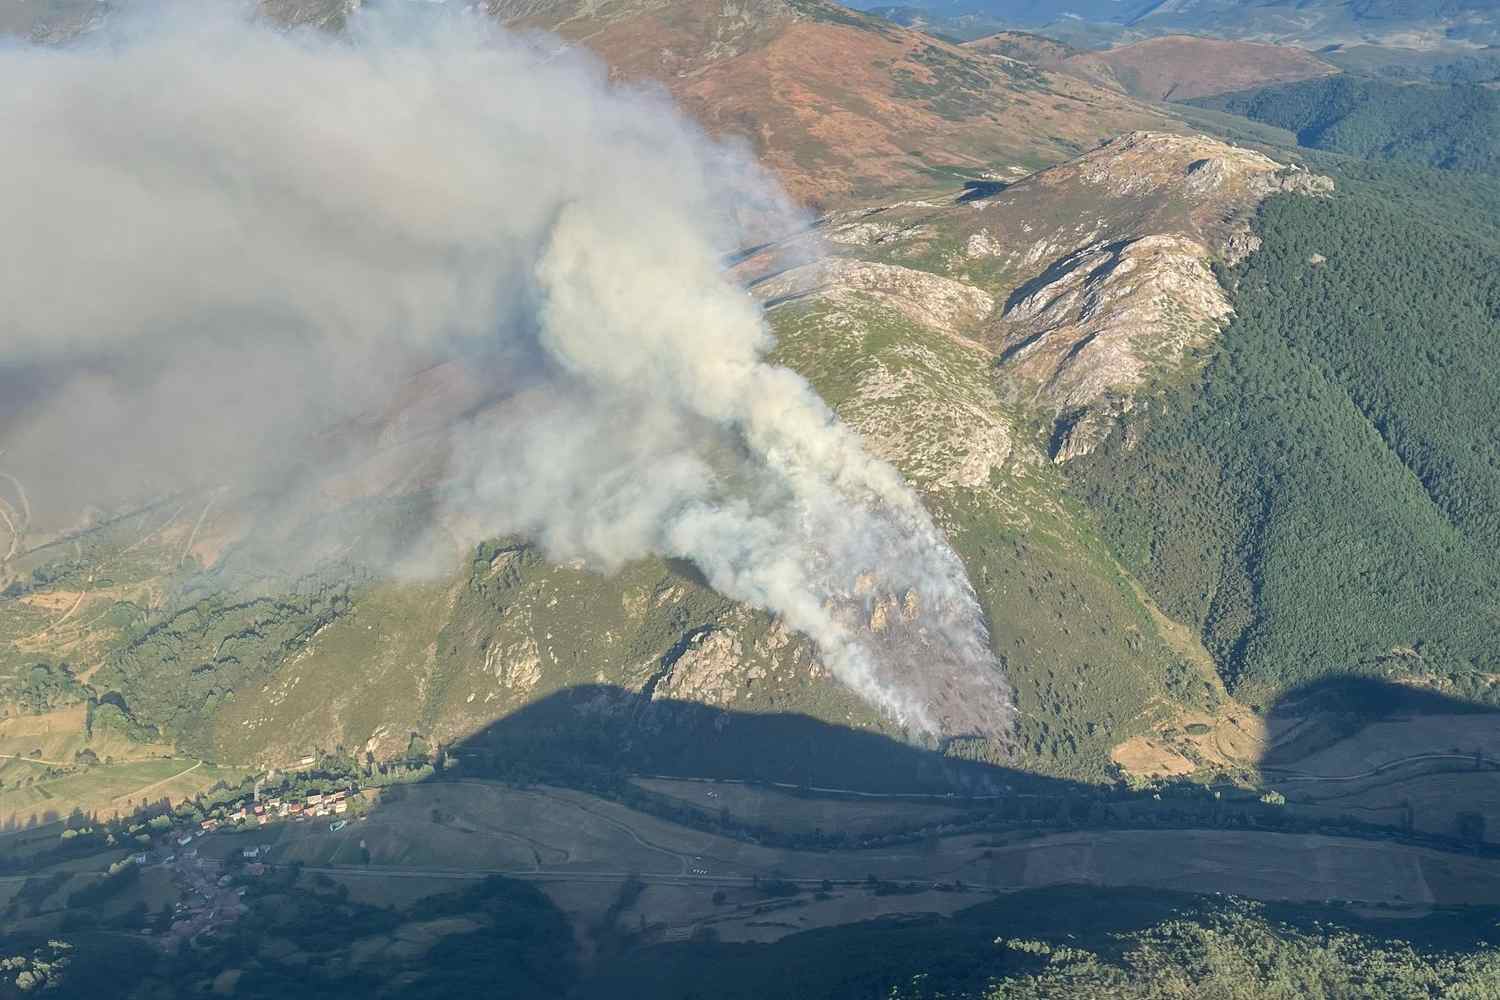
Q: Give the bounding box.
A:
[0,5,1013,738]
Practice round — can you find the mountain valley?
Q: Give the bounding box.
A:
[3,2,1500,997]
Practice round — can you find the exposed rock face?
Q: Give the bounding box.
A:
[651,630,746,704]
[486,634,543,694]
[985,133,1330,459]
[998,232,1231,458]
[752,132,1329,464]
[839,335,1015,493]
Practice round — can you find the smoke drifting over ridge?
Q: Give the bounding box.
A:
[0,6,1013,738]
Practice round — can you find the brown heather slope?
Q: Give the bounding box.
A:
[961,29,1082,68]
[1058,35,1338,102]
[5,0,1184,206]
[485,0,1175,205]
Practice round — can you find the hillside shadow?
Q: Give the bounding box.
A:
[1258,674,1500,770]
[957,179,1007,203]
[999,237,1130,322]
[442,683,1069,798]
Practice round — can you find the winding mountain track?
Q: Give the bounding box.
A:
[1262,752,1493,783]
[113,759,203,804]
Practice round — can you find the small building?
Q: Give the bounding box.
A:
[333,801,348,814]
[307,793,324,806]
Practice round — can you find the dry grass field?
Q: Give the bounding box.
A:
[0,755,250,829]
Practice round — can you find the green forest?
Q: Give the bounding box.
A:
[1072,159,1500,702]
[1192,75,1500,175]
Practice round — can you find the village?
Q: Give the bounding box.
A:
[192,785,353,835]
[122,782,362,948]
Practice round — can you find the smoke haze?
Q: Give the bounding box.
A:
[0,5,1013,738]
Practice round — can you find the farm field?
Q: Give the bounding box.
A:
[1269,714,1500,777]
[0,754,250,829]
[202,780,1500,942]
[1258,712,1500,845]
[1282,767,1500,842]
[0,704,161,762]
[631,776,974,836]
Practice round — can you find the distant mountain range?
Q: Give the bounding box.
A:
[858,0,1500,48]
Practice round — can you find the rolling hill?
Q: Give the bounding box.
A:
[965,32,1339,103]
[487,0,1185,205]
[1055,34,1338,102]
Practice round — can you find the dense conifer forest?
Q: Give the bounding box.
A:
[1192,76,1500,175]
[1072,159,1500,702]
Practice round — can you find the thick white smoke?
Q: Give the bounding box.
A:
[0,5,1013,738]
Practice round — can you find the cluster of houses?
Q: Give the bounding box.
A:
[195,788,353,834]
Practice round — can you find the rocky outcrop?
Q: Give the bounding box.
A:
[998,232,1231,459]
[985,132,1330,460]
[485,634,544,694]
[749,133,1331,465]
